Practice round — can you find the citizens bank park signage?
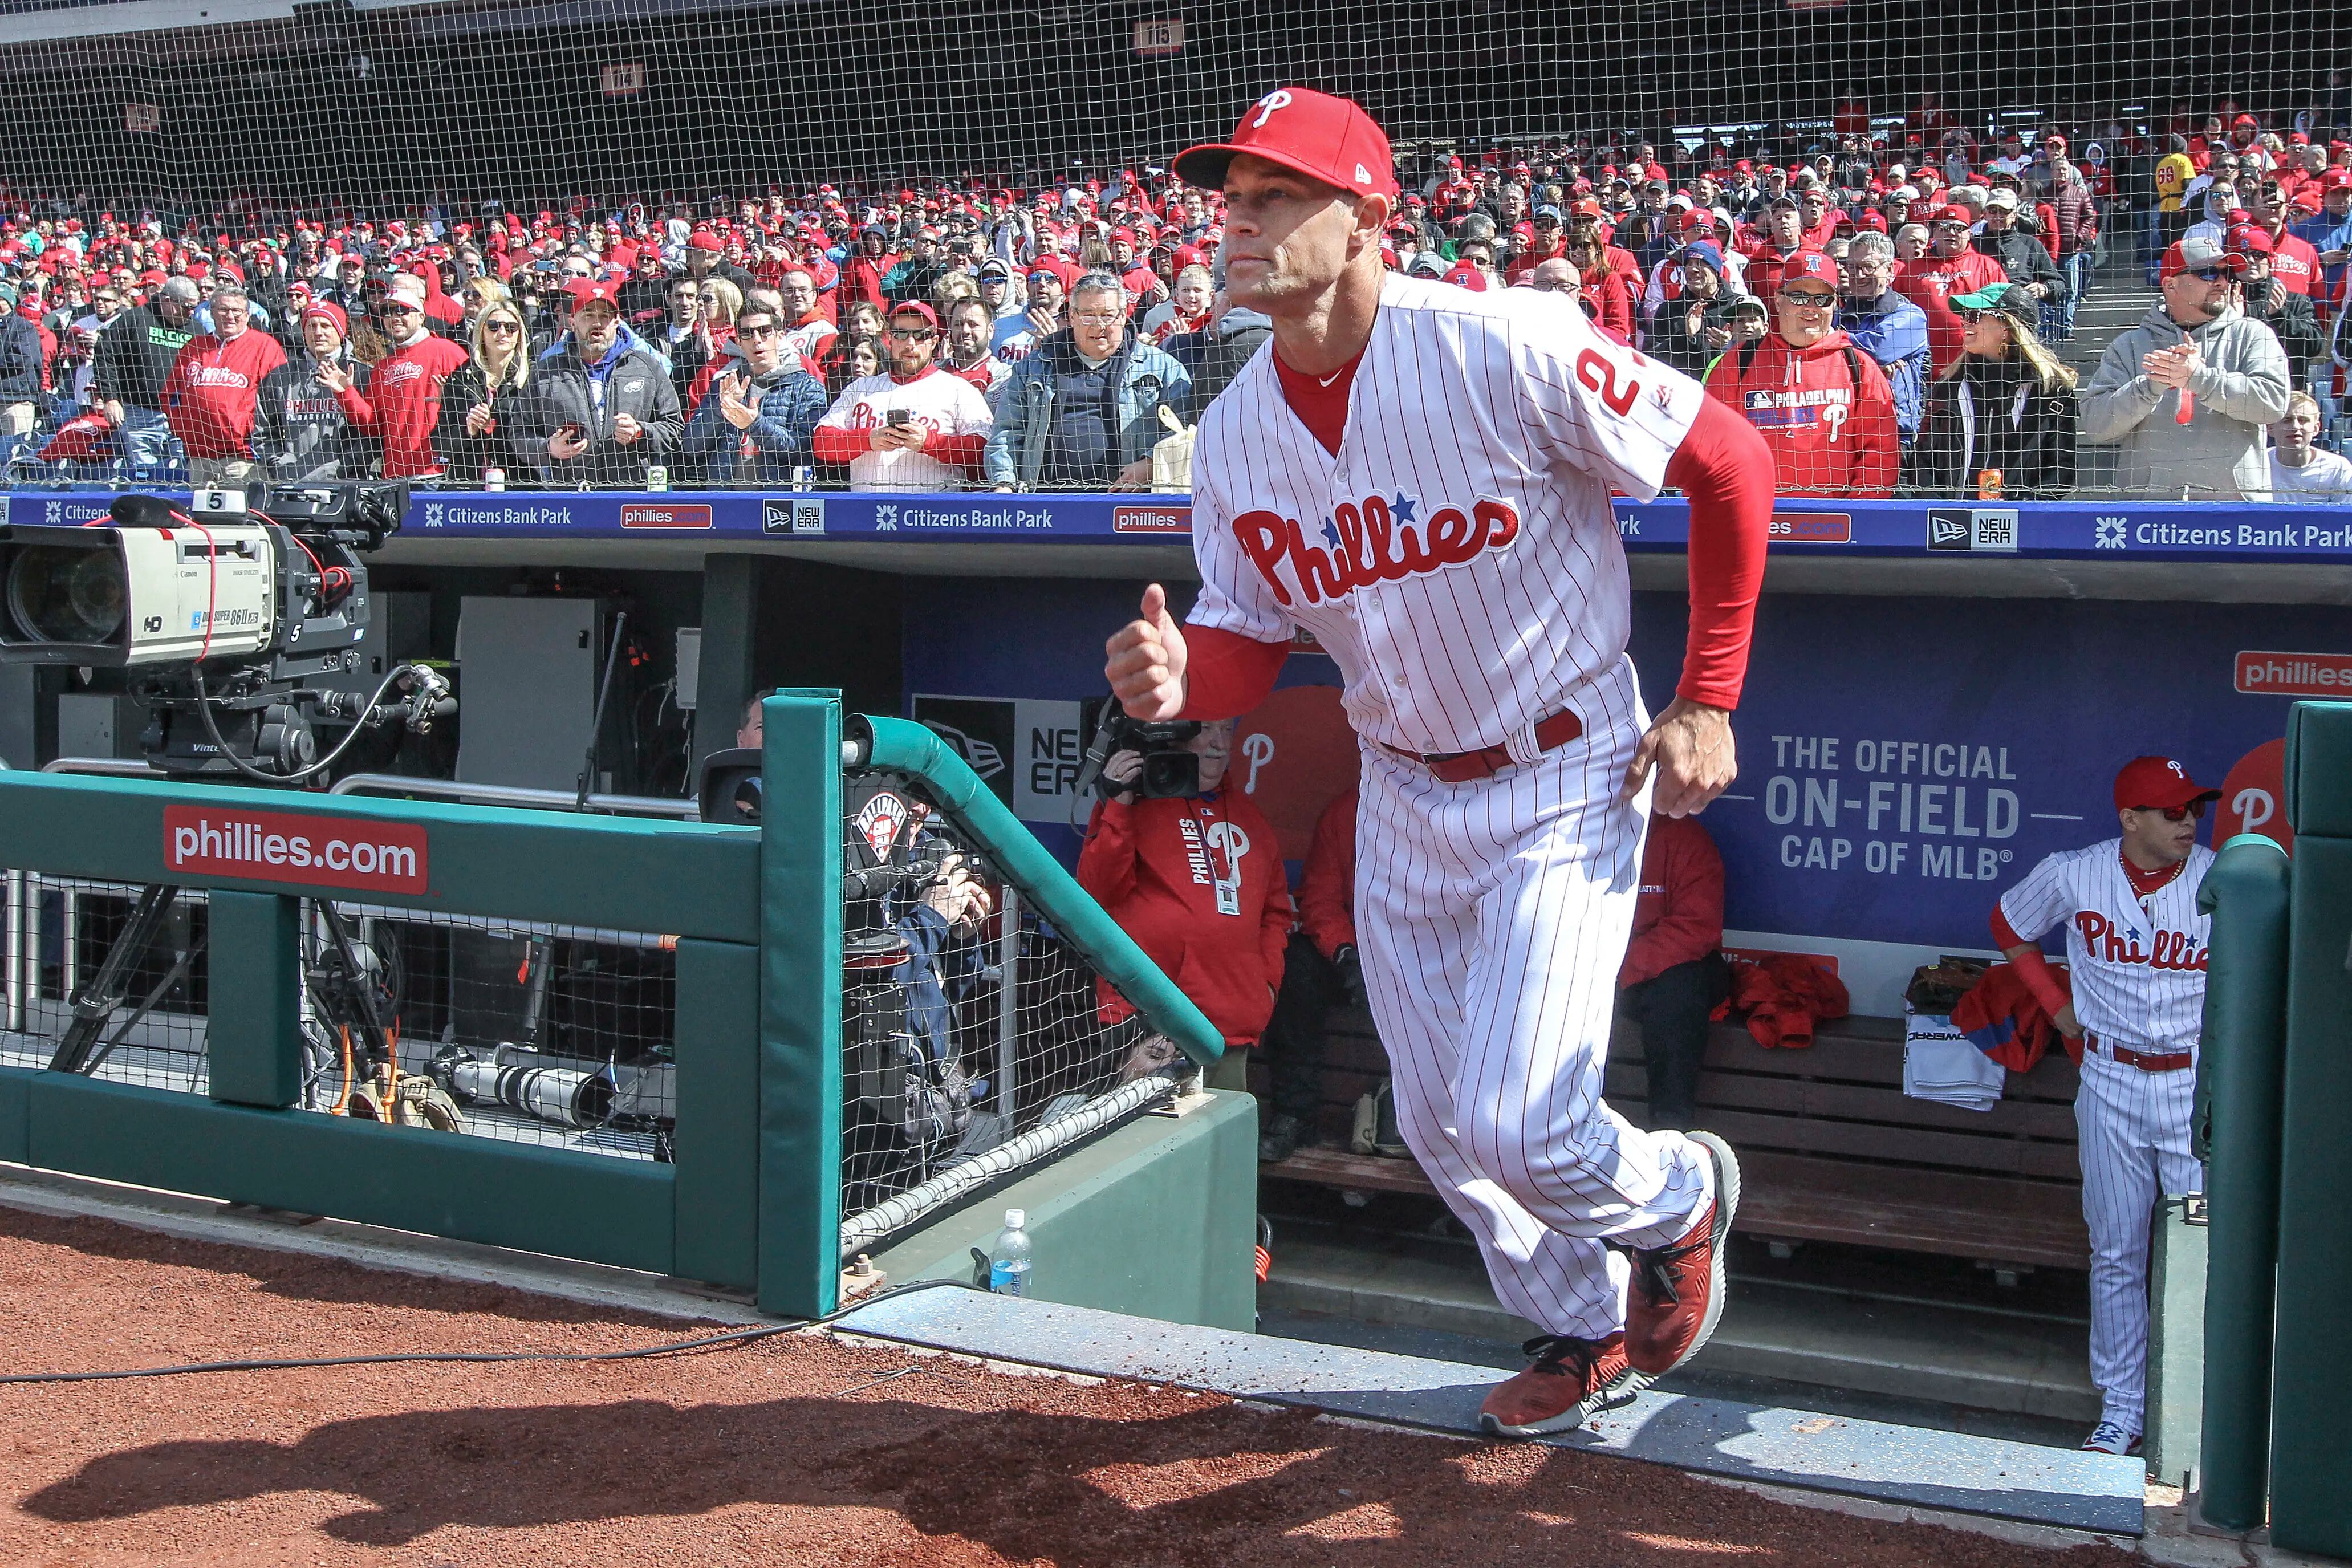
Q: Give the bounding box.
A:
[10,490,2352,560]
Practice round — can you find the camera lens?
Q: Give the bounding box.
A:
[7,546,128,644]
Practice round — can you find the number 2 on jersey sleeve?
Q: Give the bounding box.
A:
[1575,347,1641,417]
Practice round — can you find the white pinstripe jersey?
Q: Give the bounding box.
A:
[1187,273,1705,756]
[1997,838,2215,1054]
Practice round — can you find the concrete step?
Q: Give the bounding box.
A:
[1261,1227,2100,1427]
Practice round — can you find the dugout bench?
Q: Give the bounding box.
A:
[1261,1006,2089,1277]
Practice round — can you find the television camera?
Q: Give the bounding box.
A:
[0,482,450,781]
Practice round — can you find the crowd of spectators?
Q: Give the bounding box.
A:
[2,95,2349,499]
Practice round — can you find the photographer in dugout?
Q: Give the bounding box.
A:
[1075,716,1292,1091]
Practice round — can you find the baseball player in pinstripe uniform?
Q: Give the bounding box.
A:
[1104,88,1776,1436]
[1993,755,2218,1458]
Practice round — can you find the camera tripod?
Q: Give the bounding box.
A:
[47,882,462,1131]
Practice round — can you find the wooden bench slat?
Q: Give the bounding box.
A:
[1261,1147,2089,1269]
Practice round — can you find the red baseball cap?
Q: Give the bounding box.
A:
[1174,87,1399,198]
[2113,757,2220,813]
[887,300,939,329]
[2227,223,2274,257]
[1781,251,1838,288]
[1440,261,1489,292]
[688,228,724,251]
[566,278,621,310]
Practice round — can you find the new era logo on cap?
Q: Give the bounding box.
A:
[1174,87,1400,200]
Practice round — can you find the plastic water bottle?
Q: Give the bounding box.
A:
[988,1208,1032,1297]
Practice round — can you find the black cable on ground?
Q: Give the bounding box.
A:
[0,1275,968,1387]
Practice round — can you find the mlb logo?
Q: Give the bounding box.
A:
[1926,510,1973,550]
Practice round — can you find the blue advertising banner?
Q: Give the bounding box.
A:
[8,486,2352,562]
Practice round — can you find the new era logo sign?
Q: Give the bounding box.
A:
[1926,508,2020,553]
[765,498,824,535]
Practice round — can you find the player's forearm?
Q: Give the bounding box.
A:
[1663,394,1773,709]
[1992,911,2073,1020]
[1176,625,1288,721]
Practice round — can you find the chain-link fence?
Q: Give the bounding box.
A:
[3,874,679,1164]
[837,769,1185,1252]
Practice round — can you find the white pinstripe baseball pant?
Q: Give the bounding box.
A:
[2075,1050,2202,1431]
[1354,667,1717,1340]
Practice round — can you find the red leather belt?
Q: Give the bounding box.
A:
[2087,1034,2193,1073]
[1378,709,1585,784]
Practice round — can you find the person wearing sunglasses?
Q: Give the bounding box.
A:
[1910,281,2079,498]
[1990,755,2222,1461]
[679,302,827,488]
[432,302,536,485]
[1702,249,1899,496]
[2081,233,2292,499]
[810,300,992,491]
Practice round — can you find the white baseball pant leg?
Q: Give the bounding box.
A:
[1354,675,1716,1341]
[2075,1053,2201,1432]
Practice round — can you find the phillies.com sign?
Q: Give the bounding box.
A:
[162,806,430,894]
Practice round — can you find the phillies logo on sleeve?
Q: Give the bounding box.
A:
[1233,492,1522,607]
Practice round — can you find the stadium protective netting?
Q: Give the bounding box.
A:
[1,0,2349,491]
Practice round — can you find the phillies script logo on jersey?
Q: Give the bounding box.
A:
[2073,909,2209,972]
[182,364,254,389]
[1233,493,1522,607]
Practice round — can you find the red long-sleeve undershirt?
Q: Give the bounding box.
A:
[1180,391,1773,722]
[1990,908,2074,1019]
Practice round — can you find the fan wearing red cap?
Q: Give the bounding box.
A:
[252,297,375,480]
[1109,86,1776,1441]
[1989,755,2222,1457]
[809,299,991,489]
[1703,249,1898,497]
[531,276,682,486]
[1892,202,2010,372]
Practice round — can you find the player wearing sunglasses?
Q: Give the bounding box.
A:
[2080,233,2293,500]
[1988,755,2224,1461]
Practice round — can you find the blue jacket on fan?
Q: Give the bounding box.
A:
[1837,290,1932,445]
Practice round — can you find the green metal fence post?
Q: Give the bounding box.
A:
[205,891,304,1108]
[2270,703,2352,1555]
[756,690,843,1318]
[2192,834,2292,1527]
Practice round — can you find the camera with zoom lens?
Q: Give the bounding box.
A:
[1083,703,1202,801]
[0,481,428,779]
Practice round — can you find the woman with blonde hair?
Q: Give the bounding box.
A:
[1911,280,2079,498]
[433,297,535,484]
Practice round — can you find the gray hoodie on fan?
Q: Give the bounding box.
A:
[2079,299,2293,501]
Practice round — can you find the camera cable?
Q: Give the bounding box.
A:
[188,658,416,787]
[0,1275,973,1387]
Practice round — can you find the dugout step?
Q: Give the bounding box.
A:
[830,1286,2142,1537]
[1259,1227,2099,1426]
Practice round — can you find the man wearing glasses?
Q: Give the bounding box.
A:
[811,301,992,491]
[2082,235,2292,499]
[984,270,1189,491]
[1991,757,2221,1461]
[1703,250,1898,496]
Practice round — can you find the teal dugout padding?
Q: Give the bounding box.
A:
[853,713,1225,1068]
[757,692,845,1317]
[0,767,767,1286]
[2269,702,2352,1556]
[2192,834,2291,1530]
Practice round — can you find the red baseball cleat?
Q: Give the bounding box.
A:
[1478,1331,1647,1437]
[1622,1130,1741,1376]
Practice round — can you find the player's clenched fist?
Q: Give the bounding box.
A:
[1104,583,1190,720]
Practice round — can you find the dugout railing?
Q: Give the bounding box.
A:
[0,691,1225,1320]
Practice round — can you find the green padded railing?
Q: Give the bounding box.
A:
[852,713,1224,1067]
